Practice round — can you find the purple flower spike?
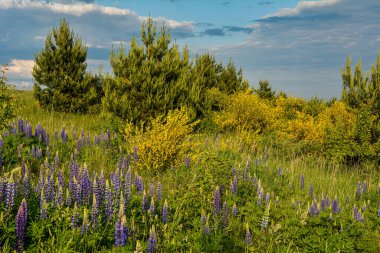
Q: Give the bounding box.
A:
[115,204,127,247]
[81,208,90,235]
[222,201,228,227]
[162,200,168,224]
[147,225,157,253]
[332,197,341,214]
[91,194,99,229]
[157,182,162,201]
[232,203,238,216]
[6,179,15,213]
[133,146,138,163]
[300,175,305,190]
[124,168,132,205]
[149,197,155,215]
[16,199,28,252]
[231,175,237,195]
[105,180,113,221]
[72,202,79,229]
[213,186,221,216]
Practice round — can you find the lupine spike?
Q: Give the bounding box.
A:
[81,207,89,235]
[72,202,79,228]
[105,179,113,221]
[213,186,221,216]
[91,193,99,229]
[231,175,237,195]
[147,225,157,253]
[6,178,15,213]
[245,223,252,246]
[16,198,27,252]
[157,182,162,201]
[149,197,155,215]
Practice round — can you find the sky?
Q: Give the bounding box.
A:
[1,0,379,98]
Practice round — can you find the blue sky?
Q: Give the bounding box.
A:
[1,0,379,98]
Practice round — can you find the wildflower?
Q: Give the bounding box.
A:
[261,200,271,229]
[353,205,364,222]
[133,146,138,162]
[157,181,162,201]
[309,184,314,198]
[65,187,72,208]
[245,223,252,246]
[309,199,320,217]
[142,190,148,213]
[213,186,221,216]
[202,217,210,236]
[231,167,236,177]
[278,166,283,177]
[332,197,341,214]
[6,178,15,213]
[149,197,155,215]
[265,193,270,206]
[147,225,157,253]
[232,203,238,216]
[184,156,190,167]
[222,201,228,227]
[125,168,132,205]
[55,185,64,208]
[149,181,154,198]
[72,202,79,228]
[300,175,305,190]
[231,175,237,195]
[16,199,27,252]
[81,208,90,235]
[115,196,127,247]
[162,199,168,224]
[321,193,326,212]
[80,165,91,205]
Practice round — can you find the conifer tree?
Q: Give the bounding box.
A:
[33,19,101,112]
[255,80,275,100]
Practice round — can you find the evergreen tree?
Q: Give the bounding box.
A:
[255,80,275,100]
[33,19,101,112]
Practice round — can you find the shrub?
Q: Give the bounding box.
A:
[124,108,199,172]
[0,65,16,130]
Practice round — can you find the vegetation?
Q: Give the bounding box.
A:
[33,19,102,113]
[0,65,16,130]
[0,19,379,252]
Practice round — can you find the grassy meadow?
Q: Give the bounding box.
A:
[0,90,379,252]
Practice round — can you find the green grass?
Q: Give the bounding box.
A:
[0,91,378,252]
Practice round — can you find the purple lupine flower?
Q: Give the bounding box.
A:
[26,125,32,139]
[81,208,90,235]
[321,194,326,212]
[300,175,305,190]
[112,169,121,205]
[149,197,155,215]
[93,177,101,210]
[91,194,99,229]
[361,204,366,213]
[61,127,67,143]
[134,174,144,194]
[124,168,132,205]
[332,197,341,214]
[231,175,237,195]
[72,202,79,228]
[257,189,263,206]
[244,159,251,180]
[162,200,168,224]
[353,205,364,222]
[0,179,5,203]
[253,175,258,188]
[309,199,320,217]
[72,127,77,140]
[184,156,190,167]
[232,203,238,216]
[147,225,157,253]
[213,186,221,216]
[231,167,236,177]
[356,181,361,199]
[157,182,162,201]
[222,201,228,227]
[265,193,270,206]
[74,177,82,206]
[325,196,330,208]
[115,210,127,246]
[363,180,367,194]
[81,166,92,206]
[22,168,31,199]
[54,152,59,168]
[6,179,15,213]
[45,175,55,203]
[278,166,283,177]
[35,123,42,137]
[309,184,314,198]
[58,169,64,189]
[15,198,27,252]
[142,190,148,213]
[55,185,64,208]
[245,223,252,246]
[105,180,113,221]
[133,146,138,162]
[0,138,4,148]
[149,182,154,198]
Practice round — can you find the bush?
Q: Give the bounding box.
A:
[124,108,199,172]
[0,65,16,130]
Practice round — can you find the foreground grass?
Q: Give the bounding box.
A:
[0,91,378,252]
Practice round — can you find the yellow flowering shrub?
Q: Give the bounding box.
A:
[124,108,199,172]
[213,91,280,133]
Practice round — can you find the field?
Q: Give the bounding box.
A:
[0,90,379,252]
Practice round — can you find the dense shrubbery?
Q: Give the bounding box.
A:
[0,65,16,130]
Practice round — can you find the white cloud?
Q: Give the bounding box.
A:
[262,0,341,19]
[7,59,35,79]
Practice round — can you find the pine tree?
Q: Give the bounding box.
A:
[255,80,275,100]
[33,19,101,112]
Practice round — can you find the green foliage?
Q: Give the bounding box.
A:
[103,18,247,124]
[254,79,275,100]
[33,19,102,113]
[0,65,16,130]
